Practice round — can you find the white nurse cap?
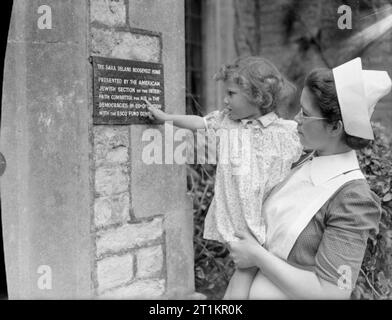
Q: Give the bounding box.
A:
[332,57,392,140]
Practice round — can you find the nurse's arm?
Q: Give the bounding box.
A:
[248,245,351,299]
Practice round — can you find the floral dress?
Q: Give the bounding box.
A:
[201,109,303,244]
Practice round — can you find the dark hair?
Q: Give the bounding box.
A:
[214,56,297,117]
[304,68,371,150]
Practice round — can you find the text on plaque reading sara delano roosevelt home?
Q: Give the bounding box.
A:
[92,56,164,125]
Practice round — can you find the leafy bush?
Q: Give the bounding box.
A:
[187,122,392,300]
[187,163,233,300]
[353,122,392,299]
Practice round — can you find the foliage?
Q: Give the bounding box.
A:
[187,163,234,300]
[187,122,392,300]
[352,122,392,299]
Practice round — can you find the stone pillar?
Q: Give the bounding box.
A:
[1,0,194,299]
[0,0,91,299]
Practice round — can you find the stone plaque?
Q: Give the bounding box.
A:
[92,56,164,125]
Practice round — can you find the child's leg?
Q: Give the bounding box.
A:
[223,266,258,300]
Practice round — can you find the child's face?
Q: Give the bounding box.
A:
[223,80,261,121]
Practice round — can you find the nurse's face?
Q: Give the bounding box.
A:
[295,87,330,151]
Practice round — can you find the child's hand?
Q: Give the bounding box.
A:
[143,99,169,123]
[227,231,261,269]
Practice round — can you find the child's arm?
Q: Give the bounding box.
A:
[223,267,258,300]
[144,99,205,131]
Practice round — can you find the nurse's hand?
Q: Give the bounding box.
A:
[227,231,262,269]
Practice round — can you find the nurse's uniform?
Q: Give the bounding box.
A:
[247,58,391,299]
[248,150,380,299]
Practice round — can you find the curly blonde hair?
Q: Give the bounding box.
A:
[214,56,296,117]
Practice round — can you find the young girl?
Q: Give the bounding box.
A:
[144,56,303,299]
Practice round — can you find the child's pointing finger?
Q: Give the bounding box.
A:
[142,98,152,108]
[142,99,154,119]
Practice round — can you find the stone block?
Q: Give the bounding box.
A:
[99,278,165,299]
[96,126,129,147]
[97,253,134,292]
[136,245,163,278]
[94,193,130,228]
[91,28,161,62]
[90,0,126,26]
[96,217,163,256]
[128,0,182,33]
[95,165,129,197]
[94,126,129,167]
[95,143,128,167]
[130,126,190,219]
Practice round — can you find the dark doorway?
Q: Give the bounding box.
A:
[185,0,204,116]
[0,0,14,300]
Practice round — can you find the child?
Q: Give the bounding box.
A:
[144,56,303,299]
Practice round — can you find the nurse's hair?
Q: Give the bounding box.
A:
[214,56,297,118]
[304,68,371,150]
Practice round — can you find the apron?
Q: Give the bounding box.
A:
[248,153,365,299]
[265,165,365,260]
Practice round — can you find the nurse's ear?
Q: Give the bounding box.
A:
[326,120,345,137]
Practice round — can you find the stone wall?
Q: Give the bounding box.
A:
[1,0,194,299]
[90,0,194,299]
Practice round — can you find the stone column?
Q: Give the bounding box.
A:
[0,0,91,299]
[1,0,194,299]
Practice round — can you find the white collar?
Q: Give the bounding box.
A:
[309,150,361,186]
[240,112,278,128]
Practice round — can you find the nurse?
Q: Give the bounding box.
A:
[226,58,392,299]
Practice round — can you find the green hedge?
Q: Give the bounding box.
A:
[188,122,392,300]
